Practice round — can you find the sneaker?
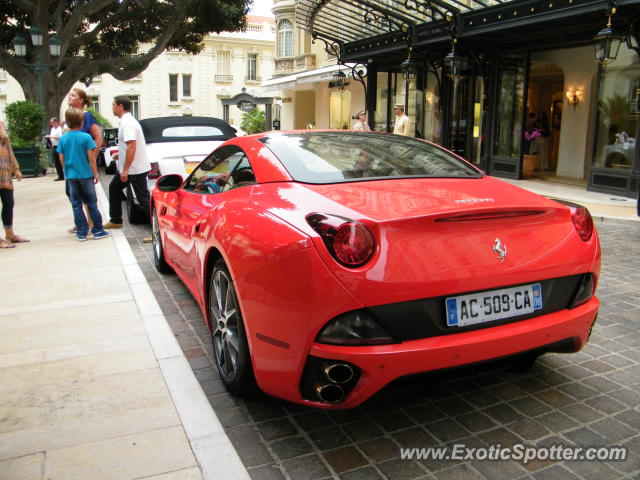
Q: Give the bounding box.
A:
[76,235,88,242]
[103,222,123,229]
[93,230,110,240]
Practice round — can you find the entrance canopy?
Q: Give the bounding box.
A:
[296,0,636,64]
[296,0,513,45]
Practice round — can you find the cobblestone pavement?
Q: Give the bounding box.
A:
[105,176,639,480]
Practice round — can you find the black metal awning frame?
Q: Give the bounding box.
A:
[297,0,640,68]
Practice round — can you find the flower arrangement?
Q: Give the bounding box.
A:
[524,128,542,141]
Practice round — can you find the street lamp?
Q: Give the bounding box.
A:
[11,27,61,136]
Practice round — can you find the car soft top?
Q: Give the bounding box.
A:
[140,116,237,143]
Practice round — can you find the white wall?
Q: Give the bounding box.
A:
[0,70,25,123]
[531,46,598,179]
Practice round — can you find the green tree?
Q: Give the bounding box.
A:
[0,0,249,123]
[241,108,266,135]
[87,107,112,129]
[4,100,44,147]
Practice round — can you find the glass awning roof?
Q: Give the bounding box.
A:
[295,0,514,44]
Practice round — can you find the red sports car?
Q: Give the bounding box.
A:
[151,131,600,409]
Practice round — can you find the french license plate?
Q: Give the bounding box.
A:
[446,283,543,327]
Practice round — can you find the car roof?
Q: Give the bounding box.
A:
[139,116,237,143]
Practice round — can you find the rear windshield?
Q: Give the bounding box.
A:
[162,126,225,137]
[259,132,482,184]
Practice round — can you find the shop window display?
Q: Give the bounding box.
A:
[593,44,640,170]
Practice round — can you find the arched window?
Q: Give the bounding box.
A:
[278,20,293,57]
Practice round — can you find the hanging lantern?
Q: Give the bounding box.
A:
[444,48,467,80]
[400,47,418,81]
[331,70,347,89]
[593,7,624,67]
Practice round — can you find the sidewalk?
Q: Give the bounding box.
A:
[501,178,639,222]
[0,176,248,480]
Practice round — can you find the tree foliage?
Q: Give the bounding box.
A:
[4,100,44,147]
[241,108,266,135]
[87,107,112,129]
[0,0,250,121]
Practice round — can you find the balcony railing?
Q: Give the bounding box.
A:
[274,53,315,76]
[215,74,234,82]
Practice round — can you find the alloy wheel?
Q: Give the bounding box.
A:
[210,268,240,381]
[152,211,161,260]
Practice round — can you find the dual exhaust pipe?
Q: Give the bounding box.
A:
[315,363,354,404]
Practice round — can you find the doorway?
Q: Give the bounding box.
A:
[525,63,565,180]
[448,76,485,166]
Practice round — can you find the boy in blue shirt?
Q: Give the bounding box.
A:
[57,108,109,241]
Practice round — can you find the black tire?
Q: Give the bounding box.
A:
[105,161,117,174]
[126,183,148,224]
[152,208,172,274]
[209,259,256,395]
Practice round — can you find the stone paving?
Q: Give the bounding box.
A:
[107,173,639,480]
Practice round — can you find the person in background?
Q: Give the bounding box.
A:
[66,88,103,233]
[45,117,64,181]
[352,111,370,131]
[56,108,109,242]
[393,105,411,136]
[0,122,29,248]
[104,95,151,229]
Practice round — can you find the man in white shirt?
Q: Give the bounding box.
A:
[393,105,411,136]
[45,117,64,180]
[104,95,151,228]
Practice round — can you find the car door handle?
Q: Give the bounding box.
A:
[160,206,167,216]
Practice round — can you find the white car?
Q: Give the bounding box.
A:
[122,116,236,223]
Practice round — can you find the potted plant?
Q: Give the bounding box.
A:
[4,100,45,176]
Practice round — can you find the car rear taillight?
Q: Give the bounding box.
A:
[306,213,375,267]
[571,206,594,241]
[148,162,161,180]
[552,199,594,242]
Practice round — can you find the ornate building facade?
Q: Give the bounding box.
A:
[1,16,275,132]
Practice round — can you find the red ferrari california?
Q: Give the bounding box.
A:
[151,131,600,409]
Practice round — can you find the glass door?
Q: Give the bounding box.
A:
[491,54,529,178]
[447,75,485,166]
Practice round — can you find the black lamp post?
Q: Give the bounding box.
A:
[593,8,624,67]
[12,27,61,135]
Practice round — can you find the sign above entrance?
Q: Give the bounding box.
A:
[237,100,256,112]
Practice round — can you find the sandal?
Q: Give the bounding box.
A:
[7,235,30,243]
[68,226,77,234]
[0,239,16,249]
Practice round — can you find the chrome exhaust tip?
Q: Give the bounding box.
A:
[323,363,354,384]
[315,384,345,404]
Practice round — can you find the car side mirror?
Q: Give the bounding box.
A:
[157,174,184,192]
